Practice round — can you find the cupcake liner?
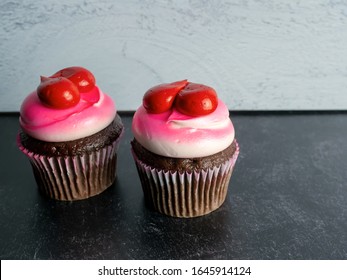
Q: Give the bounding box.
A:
[17,131,123,201]
[132,140,239,218]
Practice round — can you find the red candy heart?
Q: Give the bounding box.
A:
[143,80,188,113]
[37,76,80,109]
[50,66,96,93]
[37,66,100,108]
[174,83,218,116]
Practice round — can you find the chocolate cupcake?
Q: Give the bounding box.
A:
[17,66,124,201]
[131,80,239,217]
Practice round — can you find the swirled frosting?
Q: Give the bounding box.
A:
[20,86,116,142]
[132,99,235,158]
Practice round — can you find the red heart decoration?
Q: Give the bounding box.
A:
[37,76,80,109]
[50,66,96,93]
[174,82,218,116]
[143,80,188,113]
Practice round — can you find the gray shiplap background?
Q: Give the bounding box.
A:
[1,0,347,112]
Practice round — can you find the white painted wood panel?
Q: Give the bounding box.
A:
[1,0,347,111]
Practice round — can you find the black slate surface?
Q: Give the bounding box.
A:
[0,112,346,260]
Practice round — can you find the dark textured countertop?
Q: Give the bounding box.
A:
[1,112,346,260]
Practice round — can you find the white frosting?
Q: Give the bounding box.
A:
[20,87,116,142]
[132,100,235,158]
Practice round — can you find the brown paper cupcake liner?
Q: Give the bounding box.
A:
[132,140,239,218]
[17,132,123,201]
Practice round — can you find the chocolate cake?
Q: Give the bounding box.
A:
[20,115,123,157]
[17,66,124,201]
[131,80,239,217]
[131,138,238,173]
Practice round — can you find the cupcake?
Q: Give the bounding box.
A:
[17,66,124,201]
[131,80,239,217]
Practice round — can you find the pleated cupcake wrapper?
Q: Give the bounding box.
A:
[17,131,123,201]
[132,140,239,218]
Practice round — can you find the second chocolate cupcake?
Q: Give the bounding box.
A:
[131,80,239,218]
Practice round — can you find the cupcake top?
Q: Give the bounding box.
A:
[132,80,235,158]
[19,66,116,142]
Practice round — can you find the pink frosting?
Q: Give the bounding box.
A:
[132,99,235,158]
[20,86,116,142]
